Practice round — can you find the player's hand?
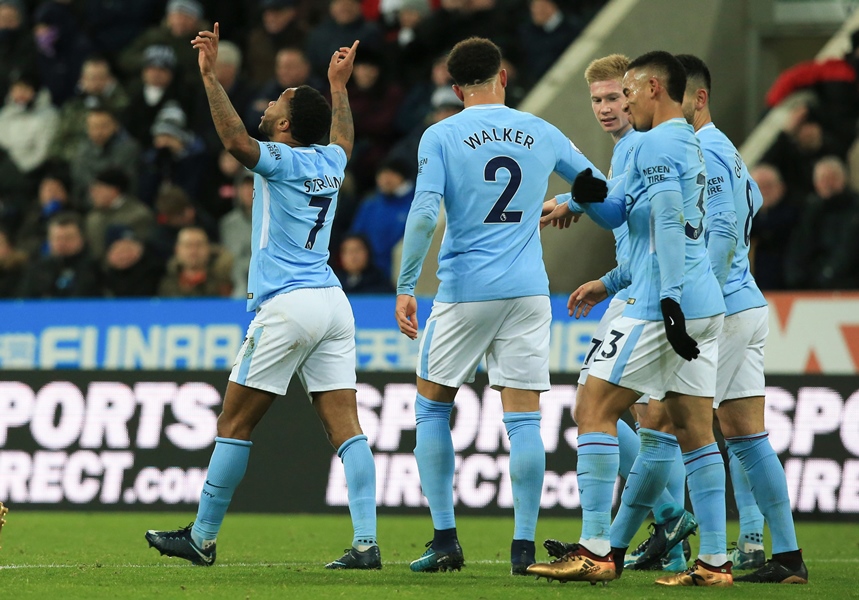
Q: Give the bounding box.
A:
[191,22,220,77]
[569,280,608,318]
[540,198,580,230]
[660,298,699,361]
[395,293,418,340]
[572,168,607,204]
[328,40,359,91]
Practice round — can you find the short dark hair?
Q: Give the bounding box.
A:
[49,211,83,232]
[674,54,711,94]
[289,85,332,146]
[87,105,117,121]
[447,37,502,87]
[627,50,686,103]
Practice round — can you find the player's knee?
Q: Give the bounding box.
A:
[216,412,254,441]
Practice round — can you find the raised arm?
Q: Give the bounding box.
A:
[328,41,359,159]
[192,23,260,168]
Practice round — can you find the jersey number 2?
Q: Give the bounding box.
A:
[306,196,332,249]
[484,156,522,223]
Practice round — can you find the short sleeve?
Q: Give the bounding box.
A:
[415,127,445,195]
[251,140,293,179]
[637,134,682,197]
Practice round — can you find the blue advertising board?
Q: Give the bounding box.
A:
[0,296,605,372]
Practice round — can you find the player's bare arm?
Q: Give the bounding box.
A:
[328,41,359,159]
[568,279,608,318]
[192,23,260,168]
[395,294,418,340]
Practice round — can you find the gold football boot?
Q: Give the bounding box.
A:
[0,502,8,550]
[655,559,733,586]
[526,546,616,584]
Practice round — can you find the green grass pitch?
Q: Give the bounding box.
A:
[1,512,856,599]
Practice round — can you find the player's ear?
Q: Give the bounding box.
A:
[278,117,291,133]
[696,88,708,109]
[452,84,464,102]
[499,68,508,89]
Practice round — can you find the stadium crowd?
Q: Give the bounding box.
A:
[0,0,602,299]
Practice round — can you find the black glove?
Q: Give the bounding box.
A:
[660,298,699,361]
[572,168,607,203]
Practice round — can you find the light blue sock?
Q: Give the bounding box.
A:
[504,411,544,541]
[577,432,618,553]
[338,434,377,547]
[726,433,798,553]
[684,443,727,559]
[610,429,678,548]
[414,394,456,530]
[192,437,252,546]
[617,419,640,480]
[655,442,687,563]
[727,445,764,549]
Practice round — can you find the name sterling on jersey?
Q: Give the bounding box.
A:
[462,128,535,150]
[303,174,343,194]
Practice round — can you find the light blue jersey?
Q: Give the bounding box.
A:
[575,119,725,321]
[558,128,639,303]
[697,123,767,316]
[398,104,604,302]
[246,140,346,311]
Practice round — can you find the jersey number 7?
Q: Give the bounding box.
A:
[306,196,332,249]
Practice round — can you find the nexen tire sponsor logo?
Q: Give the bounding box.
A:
[0,381,219,505]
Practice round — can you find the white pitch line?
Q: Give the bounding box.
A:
[1,558,855,570]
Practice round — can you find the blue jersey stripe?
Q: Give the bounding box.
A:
[236,326,264,385]
[419,320,437,380]
[608,323,645,385]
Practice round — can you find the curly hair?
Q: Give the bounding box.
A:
[447,37,502,87]
[289,85,332,146]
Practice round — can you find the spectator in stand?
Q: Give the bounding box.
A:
[17,171,73,257]
[517,0,582,89]
[157,225,233,297]
[764,29,859,158]
[219,170,253,299]
[18,212,101,298]
[396,54,452,135]
[0,226,26,297]
[32,1,95,106]
[349,159,414,278]
[386,85,463,178]
[0,0,38,105]
[118,0,206,91]
[51,57,130,162]
[78,0,164,58]
[334,233,393,294]
[0,72,58,182]
[139,103,207,207]
[70,106,140,206]
[123,45,196,147]
[102,226,165,297]
[245,0,308,85]
[750,163,801,291]
[347,47,404,193]
[785,156,859,289]
[195,40,257,151]
[394,0,431,70]
[246,48,321,129]
[148,184,217,261]
[760,104,838,199]
[201,149,244,221]
[304,0,383,80]
[0,147,29,233]
[84,168,155,260]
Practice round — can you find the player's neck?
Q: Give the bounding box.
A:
[692,109,712,132]
[651,100,685,128]
[269,131,302,148]
[611,124,633,144]
[460,78,506,108]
